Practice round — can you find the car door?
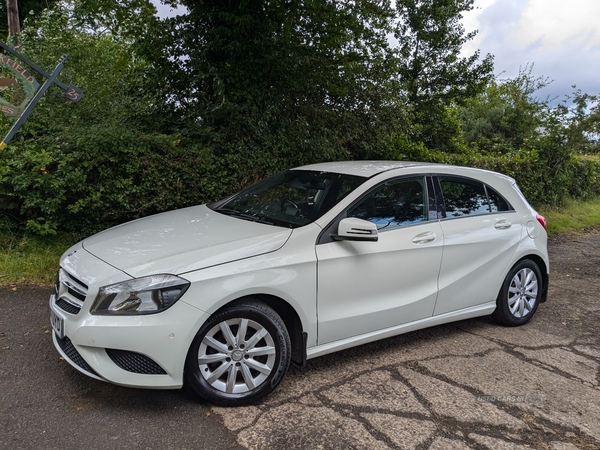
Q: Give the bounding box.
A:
[433,175,524,315]
[315,176,444,345]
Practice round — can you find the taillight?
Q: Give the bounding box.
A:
[536,214,547,231]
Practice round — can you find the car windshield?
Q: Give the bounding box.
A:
[211,170,366,228]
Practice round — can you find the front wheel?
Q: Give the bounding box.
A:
[185,300,291,406]
[492,259,542,326]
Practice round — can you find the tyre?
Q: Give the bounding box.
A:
[185,300,291,406]
[492,259,542,326]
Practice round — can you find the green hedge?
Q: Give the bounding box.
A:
[2,135,599,236]
[0,129,325,236]
[390,140,600,207]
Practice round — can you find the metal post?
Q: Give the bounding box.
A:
[0,56,67,150]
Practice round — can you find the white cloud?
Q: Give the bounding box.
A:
[513,0,600,50]
[462,0,498,30]
[462,0,600,100]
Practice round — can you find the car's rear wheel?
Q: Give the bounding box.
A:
[493,259,542,326]
[185,300,291,406]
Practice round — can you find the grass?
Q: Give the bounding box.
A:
[0,230,76,286]
[538,197,600,236]
[2,196,600,286]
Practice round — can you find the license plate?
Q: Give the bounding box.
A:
[50,297,65,339]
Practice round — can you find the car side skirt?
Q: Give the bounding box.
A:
[306,302,497,360]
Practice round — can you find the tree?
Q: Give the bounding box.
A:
[0,0,60,40]
[459,65,550,154]
[457,68,600,204]
[393,0,493,152]
[151,0,493,166]
[9,0,586,234]
[460,66,599,156]
[69,0,160,40]
[149,0,404,187]
[552,90,600,155]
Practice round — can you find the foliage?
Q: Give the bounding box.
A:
[0,4,191,234]
[457,66,600,204]
[141,0,496,188]
[0,0,60,41]
[393,0,494,152]
[548,90,600,155]
[151,0,406,176]
[0,0,599,239]
[389,140,600,206]
[459,65,549,153]
[69,0,160,40]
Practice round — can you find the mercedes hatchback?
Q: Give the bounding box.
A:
[50,161,549,406]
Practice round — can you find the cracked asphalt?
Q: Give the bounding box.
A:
[1,232,599,449]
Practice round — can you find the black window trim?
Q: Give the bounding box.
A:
[317,174,436,245]
[432,175,515,221]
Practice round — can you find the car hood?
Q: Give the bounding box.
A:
[82,205,292,278]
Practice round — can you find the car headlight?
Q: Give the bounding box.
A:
[91,275,190,315]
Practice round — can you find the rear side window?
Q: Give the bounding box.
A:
[438,176,514,218]
[439,177,489,218]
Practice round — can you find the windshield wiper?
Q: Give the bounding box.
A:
[216,208,274,225]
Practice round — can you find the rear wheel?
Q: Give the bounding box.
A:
[493,259,542,326]
[185,300,291,406]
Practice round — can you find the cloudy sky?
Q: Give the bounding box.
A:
[462,0,600,102]
[154,1,600,103]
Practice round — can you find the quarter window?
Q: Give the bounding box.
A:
[348,177,427,231]
[487,185,512,212]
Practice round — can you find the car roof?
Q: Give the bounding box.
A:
[293,161,518,188]
[292,161,441,178]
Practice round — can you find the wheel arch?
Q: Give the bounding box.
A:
[516,254,549,303]
[215,294,307,367]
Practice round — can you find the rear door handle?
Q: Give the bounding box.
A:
[412,231,436,244]
[494,219,512,230]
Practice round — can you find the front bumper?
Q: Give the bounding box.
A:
[50,247,209,389]
[50,293,209,389]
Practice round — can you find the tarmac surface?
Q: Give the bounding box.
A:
[1,232,599,449]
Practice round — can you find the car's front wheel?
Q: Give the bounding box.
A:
[185,300,291,406]
[493,259,542,326]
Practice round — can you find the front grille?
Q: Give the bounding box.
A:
[56,334,98,376]
[106,349,167,375]
[67,273,88,290]
[67,286,86,301]
[56,268,89,306]
[56,297,81,315]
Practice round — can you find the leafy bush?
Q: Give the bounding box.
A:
[0,6,208,235]
[388,136,600,206]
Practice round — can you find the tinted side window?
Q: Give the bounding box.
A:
[439,177,489,218]
[486,185,512,212]
[348,177,427,231]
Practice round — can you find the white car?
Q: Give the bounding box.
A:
[50,161,549,406]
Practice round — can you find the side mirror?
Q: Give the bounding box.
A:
[332,217,378,242]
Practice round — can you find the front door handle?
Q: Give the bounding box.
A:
[494,220,512,230]
[412,231,436,244]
